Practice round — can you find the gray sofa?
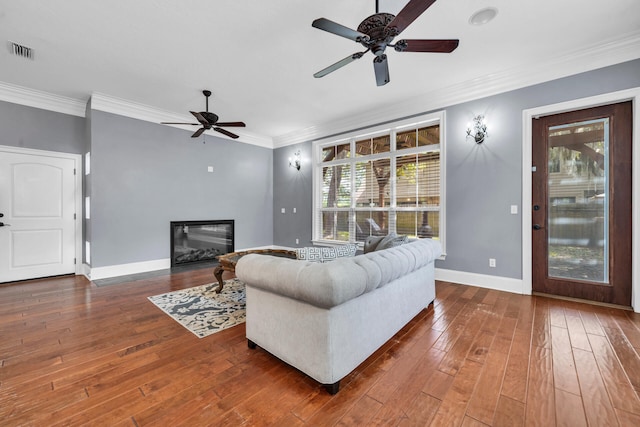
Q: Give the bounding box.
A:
[235,238,442,394]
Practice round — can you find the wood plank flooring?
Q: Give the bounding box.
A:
[2,270,640,426]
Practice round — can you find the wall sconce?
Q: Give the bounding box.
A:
[289,150,301,170]
[466,115,488,144]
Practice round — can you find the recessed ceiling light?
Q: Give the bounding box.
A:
[469,7,498,26]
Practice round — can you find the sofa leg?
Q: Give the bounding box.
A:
[324,381,340,395]
[247,339,257,349]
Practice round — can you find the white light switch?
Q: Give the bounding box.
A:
[293,208,297,213]
[207,166,214,172]
[281,208,285,214]
[511,205,518,214]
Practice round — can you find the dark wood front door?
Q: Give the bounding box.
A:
[532,101,632,306]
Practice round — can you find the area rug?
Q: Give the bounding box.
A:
[147,278,245,338]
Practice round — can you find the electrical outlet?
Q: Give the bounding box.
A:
[295,238,299,244]
[489,258,496,268]
[510,205,518,214]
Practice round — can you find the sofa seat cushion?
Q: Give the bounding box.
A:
[236,238,442,309]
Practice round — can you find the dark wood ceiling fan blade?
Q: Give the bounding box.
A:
[160,122,200,125]
[385,0,437,36]
[314,52,365,78]
[215,121,246,127]
[373,55,390,86]
[397,39,459,53]
[214,127,240,139]
[312,18,370,42]
[191,127,206,138]
[190,111,209,125]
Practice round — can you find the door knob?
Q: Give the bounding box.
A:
[0,222,10,227]
[533,224,542,230]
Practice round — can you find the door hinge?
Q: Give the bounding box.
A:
[74,168,77,175]
[74,213,76,220]
[74,257,76,264]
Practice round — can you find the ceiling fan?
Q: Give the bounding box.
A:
[161,90,246,139]
[312,0,459,86]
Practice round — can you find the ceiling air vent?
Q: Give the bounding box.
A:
[8,41,34,59]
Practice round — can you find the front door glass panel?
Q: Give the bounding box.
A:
[547,118,609,283]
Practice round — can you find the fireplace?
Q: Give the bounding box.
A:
[170,220,234,267]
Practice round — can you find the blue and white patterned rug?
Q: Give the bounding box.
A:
[148,278,246,338]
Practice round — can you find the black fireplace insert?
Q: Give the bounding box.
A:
[170,220,234,267]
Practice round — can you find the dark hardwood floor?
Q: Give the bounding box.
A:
[2,269,640,426]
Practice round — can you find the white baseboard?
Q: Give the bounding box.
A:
[435,268,526,295]
[85,247,289,281]
[89,258,171,280]
[85,254,523,297]
[81,263,91,280]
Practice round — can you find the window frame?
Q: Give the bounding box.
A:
[312,111,446,256]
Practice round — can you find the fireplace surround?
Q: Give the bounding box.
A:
[170,220,234,267]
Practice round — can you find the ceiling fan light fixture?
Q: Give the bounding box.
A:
[469,7,498,26]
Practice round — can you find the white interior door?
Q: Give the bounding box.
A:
[0,150,77,282]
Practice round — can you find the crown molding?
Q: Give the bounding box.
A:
[90,92,274,148]
[2,29,638,150]
[272,30,640,147]
[0,81,86,117]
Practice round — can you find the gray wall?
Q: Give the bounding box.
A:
[0,101,85,153]
[2,58,639,275]
[89,110,273,267]
[0,101,274,269]
[273,142,313,247]
[273,58,640,280]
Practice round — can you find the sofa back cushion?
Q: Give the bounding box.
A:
[237,239,442,309]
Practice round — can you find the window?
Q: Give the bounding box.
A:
[313,112,445,251]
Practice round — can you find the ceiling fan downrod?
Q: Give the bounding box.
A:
[203,90,211,111]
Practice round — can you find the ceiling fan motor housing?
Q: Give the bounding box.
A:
[201,112,219,125]
[357,13,396,55]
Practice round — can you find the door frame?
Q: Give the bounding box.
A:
[522,87,640,311]
[0,144,83,278]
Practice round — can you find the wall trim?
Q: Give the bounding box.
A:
[0,81,86,117]
[1,33,638,150]
[273,30,640,147]
[81,263,91,280]
[522,86,640,313]
[435,268,524,295]
[89,258,171,281]
[87,245,287,281]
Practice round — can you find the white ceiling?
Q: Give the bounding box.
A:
[1,0,639,147]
